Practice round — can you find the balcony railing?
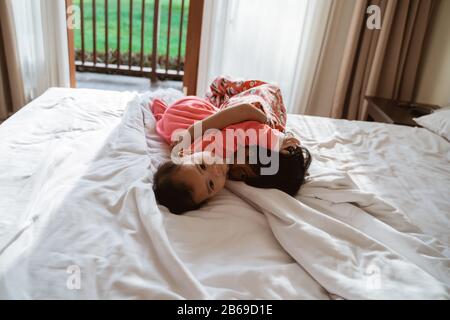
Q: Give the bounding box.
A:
[73,0,189,81]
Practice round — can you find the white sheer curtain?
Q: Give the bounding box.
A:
[8,0,70,108]
[197,0,333,114]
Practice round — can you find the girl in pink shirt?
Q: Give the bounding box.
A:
[151,76,311,214]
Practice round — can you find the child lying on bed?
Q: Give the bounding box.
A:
[150,76,311,214]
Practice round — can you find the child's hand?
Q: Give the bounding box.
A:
[170,129,192,149]
[280,132,301,155]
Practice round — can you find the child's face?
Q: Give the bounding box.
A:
[172,151,228,205]
[227,147,258,181]
[227,163,257,181]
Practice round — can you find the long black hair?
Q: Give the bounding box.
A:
[244,145,312,196]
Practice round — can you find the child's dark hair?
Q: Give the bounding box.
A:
[152,161,202,214]
[244,145,312,196]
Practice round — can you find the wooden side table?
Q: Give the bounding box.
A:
[365,96,440,127]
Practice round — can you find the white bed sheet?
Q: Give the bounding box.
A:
[0,88,448,299]
[286,115,450,248]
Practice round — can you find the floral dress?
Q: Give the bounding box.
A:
[205,76,287,132]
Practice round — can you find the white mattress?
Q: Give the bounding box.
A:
[0,88,448,299]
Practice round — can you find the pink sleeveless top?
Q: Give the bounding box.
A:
[150,96,283,158]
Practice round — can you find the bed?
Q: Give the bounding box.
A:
[0,87,449,299]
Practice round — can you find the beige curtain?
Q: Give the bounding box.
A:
[0,27,11,120]
[331,0,436,120]
[0,0,70,121]
[0,0,26,120]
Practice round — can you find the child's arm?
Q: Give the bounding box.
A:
[186,103,268,143]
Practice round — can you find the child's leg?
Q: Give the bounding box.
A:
[228,83,287,132]
[205,76,267,108]
[205,76,287,131]
[254,84,287,132]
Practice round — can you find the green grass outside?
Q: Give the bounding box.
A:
[73,0,189,59]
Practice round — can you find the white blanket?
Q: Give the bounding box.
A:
[227,176,450,299]
[0,88,327,299]
[0,88,449,299]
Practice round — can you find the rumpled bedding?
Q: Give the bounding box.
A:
[0,88,448,299]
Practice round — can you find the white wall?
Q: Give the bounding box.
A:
[415,0,450,106]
